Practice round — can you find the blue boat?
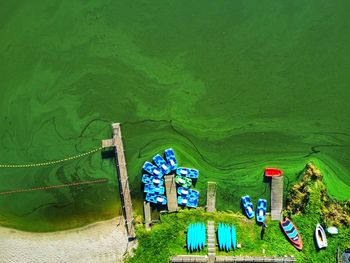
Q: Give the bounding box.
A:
[241,195,255,219]
[177,187,200,199]
[176,167,199,179]
[153,154,171,175]
[144,183,165,195]
[178,196,198,208]
[231,224,237,250]
[141,174,164,185]
[145,193,167,205]
[256,198,267,223]
[164,148,178,171]
[143,161,164,177]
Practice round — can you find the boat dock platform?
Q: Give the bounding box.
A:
[102,123,135,239]
[270,175,283,221]
[165,174,178,212]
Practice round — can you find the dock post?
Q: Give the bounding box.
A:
[271,175,283,221]
[164,174,178,212]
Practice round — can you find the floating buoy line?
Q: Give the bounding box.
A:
[0,178,108,196]
[0,146,103,168]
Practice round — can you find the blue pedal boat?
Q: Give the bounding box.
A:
[153,154,171,175]
[164,148,178,171]
[176,167,199,179]
[177,187,200,199]
[256,198,267,223]
[143,161,164,177]
[178,196,198,208]
[145,193,167,205]
[141,174,164,186]
[144,183,165,195]
[241,195,255,219]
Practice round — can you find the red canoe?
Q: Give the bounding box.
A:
[265,168,283,177]
[280,218,303,250]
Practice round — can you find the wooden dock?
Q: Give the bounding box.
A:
[271,176,283,221]
[102,123,135,239]
[164,174,178,212]
[206,182,217,212]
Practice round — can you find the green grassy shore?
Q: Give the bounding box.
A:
[127,163,350,263]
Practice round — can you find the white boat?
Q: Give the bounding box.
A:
[315,224,328,249]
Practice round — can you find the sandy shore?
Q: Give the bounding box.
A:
[0,217,132,263]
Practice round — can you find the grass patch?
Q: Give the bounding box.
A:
[128,163,350,263]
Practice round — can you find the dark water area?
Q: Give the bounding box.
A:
[0,1,350,231]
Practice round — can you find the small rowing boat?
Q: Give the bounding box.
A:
[265,168,283,177]
[315,224,328,249]
[280,218,303,250]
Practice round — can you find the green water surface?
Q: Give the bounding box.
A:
[0,0,350,232]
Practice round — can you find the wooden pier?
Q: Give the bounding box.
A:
[270,176,283,221]
[165,174,178,212]
[206,182,217,212]
[102,123,135,239]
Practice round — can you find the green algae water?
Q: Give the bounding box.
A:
[0,1,350,232]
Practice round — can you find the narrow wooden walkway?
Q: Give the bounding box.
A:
[270,176,283,221]
[206,182,217,212]
[165,174,178,212]
[215,256,296,262]
[107,123,135,239]
[207,221,215,263]
[170,256,208,263]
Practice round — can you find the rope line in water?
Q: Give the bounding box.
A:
[0,178,108,195]
[0,146,103,168]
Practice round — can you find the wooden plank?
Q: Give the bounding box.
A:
[101,139,114,148]
[164,174,178,212]
[112,123,135,239]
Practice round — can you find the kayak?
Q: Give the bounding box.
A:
[231,224,237,250]
[280,218,303,250]
[315,224,328,249]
